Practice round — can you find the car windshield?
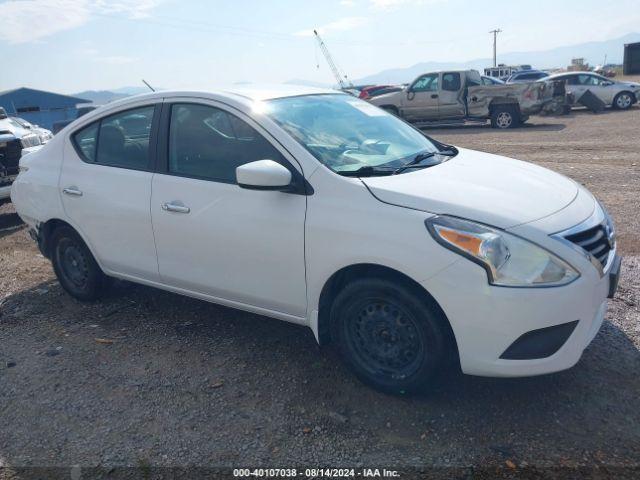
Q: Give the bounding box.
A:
[266,94,443,174]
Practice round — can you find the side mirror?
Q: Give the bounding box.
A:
[603,81,614,86]
[236,159,292,191]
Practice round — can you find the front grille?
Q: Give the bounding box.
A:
[565,223,612,267]
[0,137,23,179]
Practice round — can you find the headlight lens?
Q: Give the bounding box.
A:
[426,216,579,287]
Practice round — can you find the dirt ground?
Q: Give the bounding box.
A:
[1,106,639,476]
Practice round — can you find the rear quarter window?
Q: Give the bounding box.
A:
[73,122,99,162]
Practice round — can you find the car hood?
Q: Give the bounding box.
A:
[619,81,640,89]
[368,88,407,106]
[361,147,579,229]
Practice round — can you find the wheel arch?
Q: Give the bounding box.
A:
[37,218,100,266]
[315,263,460,366]
[613,90,637,108]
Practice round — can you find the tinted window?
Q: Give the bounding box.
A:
[168,103,285,183]
[96,106,154,169]
[73,106,155,168]
[411,74,439,92]
[442,72,461,91]
[73,123,99,162]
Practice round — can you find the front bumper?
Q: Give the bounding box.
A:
[421,249,621,378]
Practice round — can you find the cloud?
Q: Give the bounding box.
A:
[370,0,445,10]
[295,16,368,37]
[0,0,161,44]
[340,0,357,6]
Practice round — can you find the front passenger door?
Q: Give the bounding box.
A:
[402,74,439,120]
[150,101,308,318]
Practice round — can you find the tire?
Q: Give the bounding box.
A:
[331,278,450,395]
[490,105,520,129]
[613,92,633,110]
[50,226,109,301]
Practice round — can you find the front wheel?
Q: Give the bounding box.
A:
[490,105,520,129]
[51,226,110,301]
[331,278,450,394]
[613,92,634,110]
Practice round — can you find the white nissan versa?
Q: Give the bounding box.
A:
[11,86,621,394]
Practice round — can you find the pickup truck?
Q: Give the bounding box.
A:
[368,69,564,129]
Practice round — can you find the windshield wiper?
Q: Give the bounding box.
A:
[393,147,458,175]
[337,165,395,177]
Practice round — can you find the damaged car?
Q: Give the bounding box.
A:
[0,117,42,204]
[546,72,639,110]
[368,69,565,129]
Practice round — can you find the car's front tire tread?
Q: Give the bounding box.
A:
[331,278,451,395]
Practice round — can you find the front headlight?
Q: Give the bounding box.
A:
[426,216,579,287]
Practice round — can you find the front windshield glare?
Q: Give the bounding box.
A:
[266,94,439,173]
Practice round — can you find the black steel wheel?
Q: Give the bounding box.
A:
[332,278,451,394]
[51,226,109,301]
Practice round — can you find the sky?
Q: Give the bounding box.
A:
[1,0,639,94]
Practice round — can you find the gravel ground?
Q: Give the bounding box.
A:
[1,106,639,475]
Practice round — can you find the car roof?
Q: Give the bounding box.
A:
[511,70,547,76]
[100,84,341,108]
[547,71,599,79]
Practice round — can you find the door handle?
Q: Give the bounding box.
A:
[63,187,83,196]
[161,202,190,214]
[431,94,439,99]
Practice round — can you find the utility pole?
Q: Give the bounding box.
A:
[489,29,502,67]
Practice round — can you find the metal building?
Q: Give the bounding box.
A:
[0,87,90,130]
[624,42,640,75]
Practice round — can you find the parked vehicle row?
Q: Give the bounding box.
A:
[11,86,621,393]
[367,69,565,129]
[360,69,639,128]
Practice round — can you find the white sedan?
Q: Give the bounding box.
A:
[547,71,639,110]
[11,86,621,394]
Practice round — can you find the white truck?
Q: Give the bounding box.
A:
[368,69,565,129]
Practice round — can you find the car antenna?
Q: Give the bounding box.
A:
[142,79,155,92]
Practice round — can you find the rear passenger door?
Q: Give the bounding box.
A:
[60,103,160,281]
[150,100,307,318]
[437,72,465,119]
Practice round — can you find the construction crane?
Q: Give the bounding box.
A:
[313,29,354,90]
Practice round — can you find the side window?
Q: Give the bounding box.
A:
[442,73,461,92]
[73,122,99,162]
[96,106,155,169]
[411,74,439,92]
[73,106,155,168]
[168,103,285,183]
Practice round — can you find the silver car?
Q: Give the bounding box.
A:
[547,71,639,110]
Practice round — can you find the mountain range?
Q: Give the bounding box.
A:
[74,32,640,102]
[353,32,640,85]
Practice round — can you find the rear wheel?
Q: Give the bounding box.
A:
[331,278,450,394]
[51,226,109,301]
[490,105,520,129]
[613,92,633,110]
